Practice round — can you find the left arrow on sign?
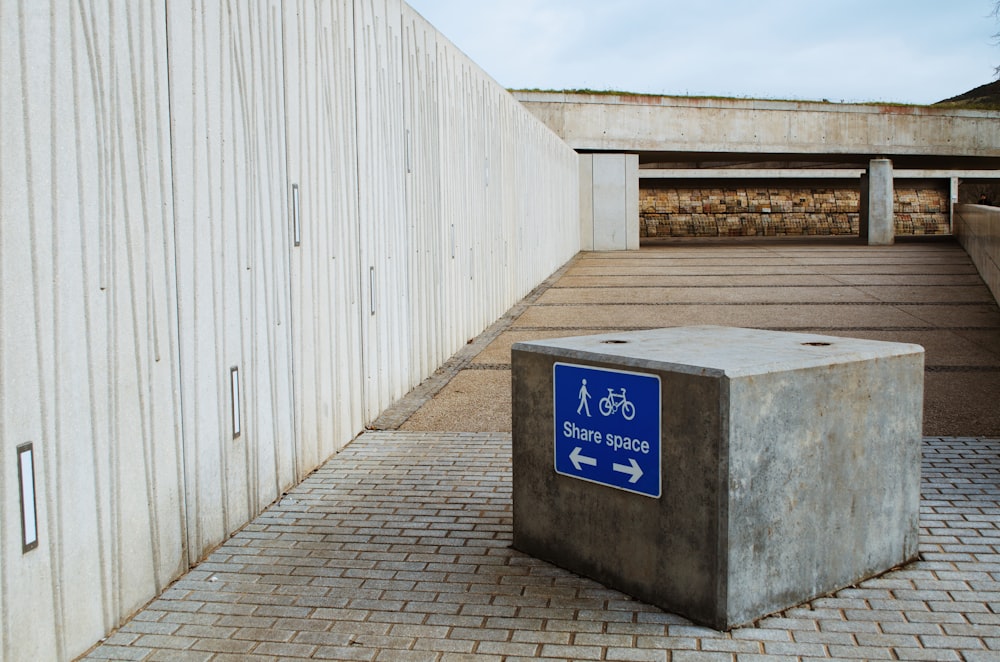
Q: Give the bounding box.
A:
[569,447,598,471]
[613,458,643,484]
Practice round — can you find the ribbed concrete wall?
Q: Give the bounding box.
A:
[0,1,580,659]
[0,4,186,660]
[954,205,1000,306]
[167,0,299,565]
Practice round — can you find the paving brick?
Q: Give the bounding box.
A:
[698,638,762,654]
[920,634,987,649]
[929,600,992,613]
[543,618,605,634]
[893,650,962,661]
[480,616,543,631]
[82,433,1000,662]
[571,632,634,647]
[956,653,1000,662]
[425,614,485,628]
[968,612,1000,626]
[132,633,198,650]
[880,621,945,636]
[84,645,152,660]
[538,643,605,659]
[98,631,143,647]
[826,644,896,659]
[790,629,855,645]
[510,629,573,645]
[731,627,792,642]
[670,623,730,638]
[146,650,213,662]
[231,626,296,643]
[605,648,669,661]
[292,629,365,646]
[762,640,828,656]
[130,609,169,623]
[856,632,921,648]
[843,608,907,622]
[867,598,930,611]
[213,614,276,629]
[783,607,844,621]
[942,622,1000,637]
[120,620,182,636]
[634,635,698,650]
[734,655,799,662]
[188,637,257,654]
[411,636,476,654]
[374,649,439,662]
[905,611,970,624]
[175,624,237,639]
[313,645,376,660]
[450,626,511,642]
[196,602,258,617]
[474,640,541,657]
[605,621,670,636]
[670,652,734,662]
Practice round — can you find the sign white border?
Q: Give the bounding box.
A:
[552,362,662,498]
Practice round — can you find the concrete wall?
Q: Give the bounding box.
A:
[580,153,640,250]
[515,92,1000,157]
[954,205,1000,306]
[0,2,579,659]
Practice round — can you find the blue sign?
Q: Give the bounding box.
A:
[553,362,661,498]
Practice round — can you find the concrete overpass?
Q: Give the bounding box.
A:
[515,91,1000,248]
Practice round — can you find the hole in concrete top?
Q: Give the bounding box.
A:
[601,339,629,344]
[802,342,832,347]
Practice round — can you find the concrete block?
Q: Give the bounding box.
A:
[511,326,923,630]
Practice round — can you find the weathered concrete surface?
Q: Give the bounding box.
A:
[514,92,1000,159]
[511,326,923,630]
[581,153,640,250]
[955,204,1000,304]
[865,159,896,245]
[397,238,1000,438]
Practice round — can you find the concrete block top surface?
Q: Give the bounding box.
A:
[512,326,923,377]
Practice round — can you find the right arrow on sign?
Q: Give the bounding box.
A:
[613,458,643,484]
[569,447,598,471]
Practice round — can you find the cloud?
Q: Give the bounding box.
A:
[407,0,999,104]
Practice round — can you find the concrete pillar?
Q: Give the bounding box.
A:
[579,153,639,251]
[949,177,959,233]
[866,159,894,245]
[579,155,595,250]
[859,173,869,239]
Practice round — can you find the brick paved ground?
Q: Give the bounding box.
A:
[85,431,1000,662]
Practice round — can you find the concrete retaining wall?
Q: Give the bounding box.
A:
[0,1,579,659]
[641,183,949,238]
[954,205,1000,306]
[515,92,1000,157]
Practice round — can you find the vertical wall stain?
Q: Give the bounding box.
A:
[0,1,579,658]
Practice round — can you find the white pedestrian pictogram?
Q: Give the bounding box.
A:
[577,379,592,416]
[599,387,636,420]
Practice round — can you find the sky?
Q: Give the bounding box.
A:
[405,0,1000,105]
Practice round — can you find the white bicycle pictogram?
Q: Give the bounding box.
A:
[599,387,635,420]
